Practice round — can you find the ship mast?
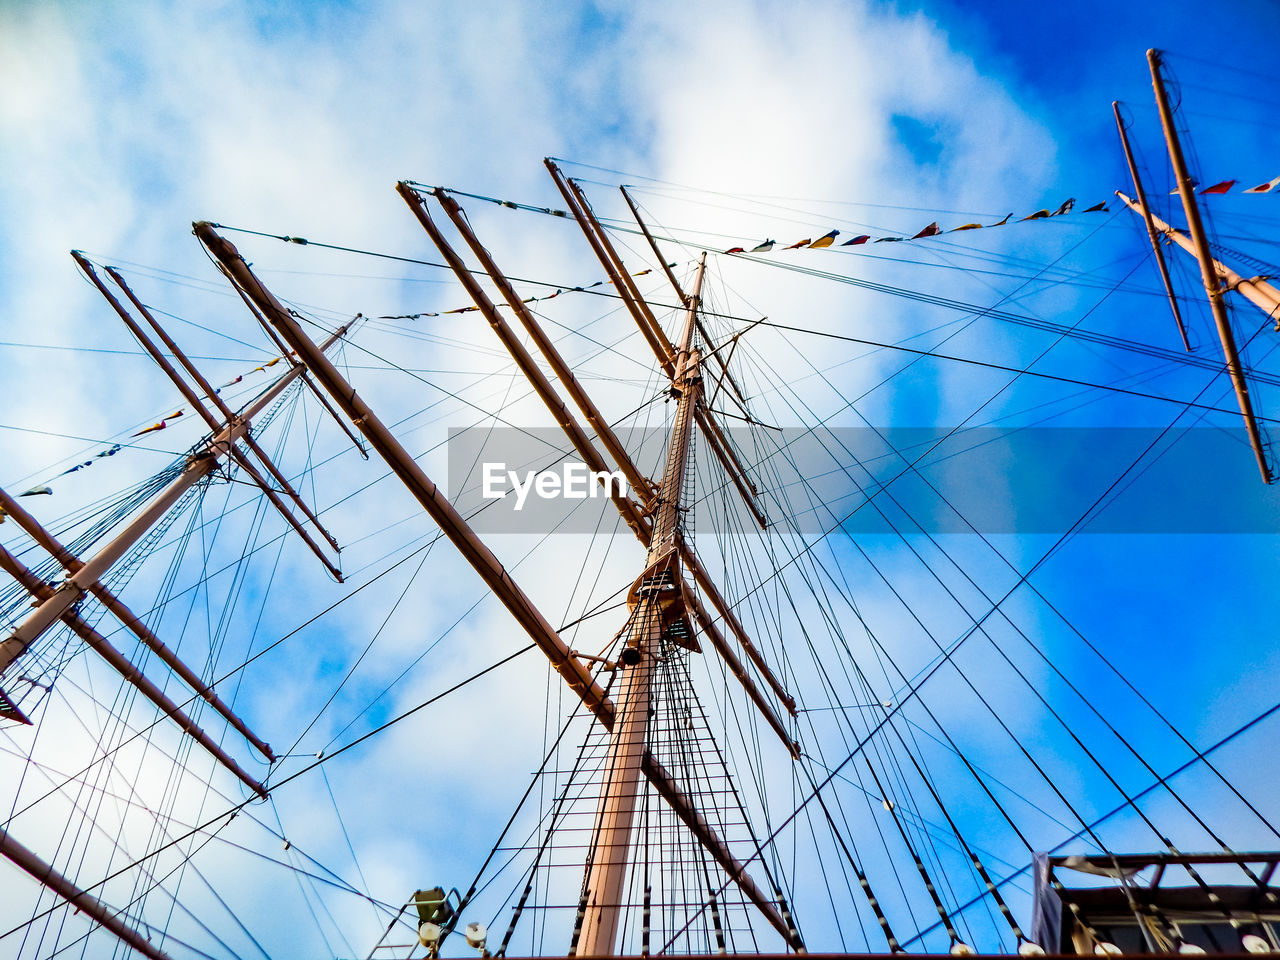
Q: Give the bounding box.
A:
[574,256,706,958]
[1114,194,1280,326]
[0,260,357,960]
[1146,48,1272,483]
[1111,100,1190,352]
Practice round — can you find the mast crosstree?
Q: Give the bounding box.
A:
[199,212,801,955]
[574,256,791,956]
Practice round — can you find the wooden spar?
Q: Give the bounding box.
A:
[394,187,649,541]
[641,752,798,945]
[395,184,654,532]
[695,314,753,418]
[627,221,759,520]
[0,544,268,796]
[0,491,273,760]
[620,188,754,413]
[0,827,174,960]
[1111,101,1191,351]
[214,262,371,459]
[69,254,343,580]
[425,186,658,503]
[575,598,659,957]
[693,404,768,529]
[576,257,707,957]
[654,256,704,551]
[299,367,370,457]
[545,160,676,377]
[678,535,796,716]
[421,186,788,711]
[103,264,343,552]
[577,257,788,954]
[218,260,298,360]
[680,580,798,755]
[195,225,800,804]
[199,225,798,947]
[194,221,618,728]
[1148,49,1272,483]
[104,265,261,422]
[421,185,795,741]
[398,190,798,752]
[0,322,350,679]
[574,257,797,951]
[619,185,688,305]
[1115,192,1280,325]
[566,174,679,370]
[706,330,745,412]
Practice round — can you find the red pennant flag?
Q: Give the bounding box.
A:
[912,221,941,239]
[786,238,812,249]
[724,246,745,254]
[1244,176,1280,194]
[1199,180,1236,195]
[840,235,870,246]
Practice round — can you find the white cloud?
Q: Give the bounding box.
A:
[6,2,1274,958]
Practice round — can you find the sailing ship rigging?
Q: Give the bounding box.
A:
[2,48,1279,960]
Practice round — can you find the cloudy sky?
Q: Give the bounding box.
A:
[3,1,1280,958]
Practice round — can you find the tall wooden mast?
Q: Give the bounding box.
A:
[1147,48,1272,483]
[575,256,707,958]
[0,319,352,678]
[1114,193,1280,325]
[1111,100,1190,351]
[198,220,799,951]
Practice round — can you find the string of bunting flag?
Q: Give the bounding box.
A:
[1174,175,1280,195]
[129,355,290,437]
[720,197,1109,254]
[11,444,126,499]
[14,175,1271,502]
[429,176,1276,259]
[14,354,292,497]
[376,264,663,319]
[715,176,1274,253]
[359,179,1280,335]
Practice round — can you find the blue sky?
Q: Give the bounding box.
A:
[2,1,1279,958]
